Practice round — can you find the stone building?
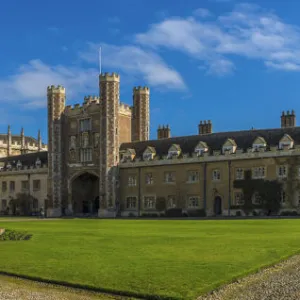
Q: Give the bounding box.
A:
[0,72,300,217]
[0,127,47,158]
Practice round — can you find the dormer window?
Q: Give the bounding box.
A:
[279,134,294,150]
[121,148,136,162]
[252,137,267,152]
[195,141,208,156]
[16,160,22,170]
[167,144,181,159]
[143,146,156,161]
[35,158,41,168]
[222,138,237,154]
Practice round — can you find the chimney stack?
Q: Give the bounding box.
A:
[198,120,212,135]
[157,125,171,139]
[281,110,296,128]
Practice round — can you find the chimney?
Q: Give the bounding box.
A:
[281,110,296,128]
[198,120,212,135]
[157,125,171,139]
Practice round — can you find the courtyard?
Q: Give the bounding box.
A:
[1,218,300,299]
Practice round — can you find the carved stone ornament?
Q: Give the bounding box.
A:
[69,136,76,150]
[94,133,100,147]
[82,132,89,148]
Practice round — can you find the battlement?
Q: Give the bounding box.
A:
[47,85,65,93]
[64,99,100,115]
[133,86,150,93]
[282,110,295,116]
[84,95,100,104]
[119,102,132,116]
[99,72,120,82]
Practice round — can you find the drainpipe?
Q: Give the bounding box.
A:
[228,160,231,216]
[203,162,207,212]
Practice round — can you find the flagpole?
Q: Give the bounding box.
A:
[99,46,102,74]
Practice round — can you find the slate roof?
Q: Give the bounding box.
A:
[120,127,300,157]
[0,151,48,167]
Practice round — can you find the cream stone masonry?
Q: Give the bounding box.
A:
[1,70,299,218]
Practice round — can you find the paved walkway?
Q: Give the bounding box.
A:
[198,254,300,300]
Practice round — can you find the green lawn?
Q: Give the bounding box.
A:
[1,218,300,300]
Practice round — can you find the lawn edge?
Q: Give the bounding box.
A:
[196,250,300,298]
[0,270,181,300]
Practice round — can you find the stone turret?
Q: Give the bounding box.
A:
[47,85,66,217]
[7,125,11,156]
[132,86,150,142]
[99,73,120,217]
[38,129,42,151]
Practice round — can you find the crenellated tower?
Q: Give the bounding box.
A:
[99,73,120,217]
[132,86,150,142]
[47,85,66,217]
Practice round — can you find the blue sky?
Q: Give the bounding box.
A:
[1,0,300,143]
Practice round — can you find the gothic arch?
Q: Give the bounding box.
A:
[68,170,99,190]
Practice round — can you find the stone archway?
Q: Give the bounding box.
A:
[71,172,99,215]
[214,196,222,216]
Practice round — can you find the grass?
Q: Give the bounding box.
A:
[0,274,133,299]
[1,218,300,299]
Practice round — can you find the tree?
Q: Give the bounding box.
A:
[234,170,282,215]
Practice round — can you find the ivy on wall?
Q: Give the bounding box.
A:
[233,170,282,214]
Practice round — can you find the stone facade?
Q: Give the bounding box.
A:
[0,71,300,218]
[0,127,47,158]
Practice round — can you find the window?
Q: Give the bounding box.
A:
[35,158,41,168]
[145,173,153,185]
[164,172,175,183]
[280,190,286,204]
[79,119,91,132]
[144,196,156,209]
[212,169,221,181]
[143,153,153,161]
[1,199,7,210]
[9,181,15,193]
[234,192,244,205]
[188,196,199,208]
[126,197,137,209]
[167,151,179,159]
[33,180,41,191]
[80,148,92,162]
[128,176,137,187]
[16,160,22,169]
[235,168,244,180]
[1,182,7,192]
[187,171,199,182]
[167,195,176,208]
[21,181,29,191]
[252,192,261,205]
[252,167,266,179]
[277,165,288,178]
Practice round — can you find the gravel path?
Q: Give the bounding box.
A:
[0,275,135,300]
[198,254,300,300]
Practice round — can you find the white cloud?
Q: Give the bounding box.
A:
[135,3,300,74]
[79,43,185,89]
[0,60,98,107]
[193,8,212,18]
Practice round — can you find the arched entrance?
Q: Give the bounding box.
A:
[71,172,99,215]
[214,196,222,216]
